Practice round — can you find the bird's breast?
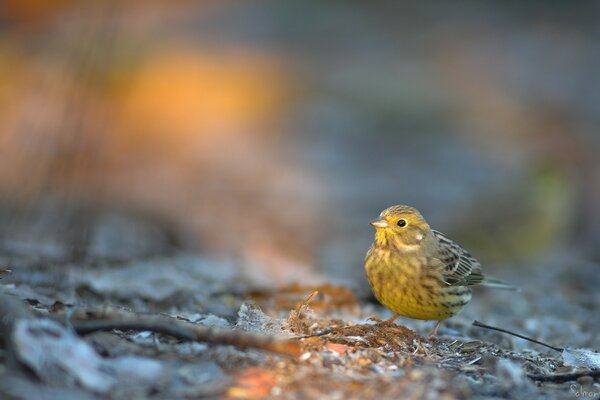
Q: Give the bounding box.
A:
[364,246,469,320]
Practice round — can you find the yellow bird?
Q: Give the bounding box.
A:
[364,205,513,336]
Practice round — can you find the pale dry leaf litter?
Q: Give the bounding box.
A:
[13,319,117,393]
[562,349,600,370]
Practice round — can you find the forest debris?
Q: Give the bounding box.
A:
[227,366,279,399]
[236,302,287,336]
[165,361,230,398]
[324,342,351,355]
[0,291,33,336]
[528,370,600,383]
[562,349,600,370]
[286,290,319,335]
[473,320,600,382]
[71,305,301,356]
[318,323,417,353]
[472,320,563,351]
[250,284,359,312]
[1,283,63,306]
[85,331,152,357]
[0,375,98,400]
[496,359,528,388]
[13,318,168,395]
[172,312,231,328]
[1,292,234,397]
[102,356,164,386]
[72,254,238,301]
[13,318,116,393]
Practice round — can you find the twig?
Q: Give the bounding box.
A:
[286,290,321,336]
[473,320,600,383]
[528,370,600,382]
[296,327,336,339]
[472,320,563,352]
[1,293,301,357]
[73,319,196,340]
[295,290,318,315]
[70,313,302,357]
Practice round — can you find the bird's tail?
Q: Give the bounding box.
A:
[480,276,519,291]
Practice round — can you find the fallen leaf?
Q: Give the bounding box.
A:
[227,367,278,399]
[562,348,600,370]
[324,343,351,355]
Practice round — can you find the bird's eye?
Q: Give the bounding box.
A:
[397,219,407,227]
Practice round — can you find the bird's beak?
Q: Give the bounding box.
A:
[369,216,388,228]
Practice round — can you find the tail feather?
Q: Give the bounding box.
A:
[480,276,519,291]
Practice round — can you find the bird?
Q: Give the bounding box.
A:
[364,205,514,336]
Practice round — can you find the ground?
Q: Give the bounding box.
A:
[0,213,598,399]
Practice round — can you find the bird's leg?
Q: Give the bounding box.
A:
[428,320,442,337]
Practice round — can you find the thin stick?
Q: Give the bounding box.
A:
[297,290,318,312]
[472,320,563,352]
[296,327,336,339]
[73,319,196,340]
[71,314,301,357]
[528,370,600,382]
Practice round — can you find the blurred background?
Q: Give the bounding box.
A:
[1,0,600,296]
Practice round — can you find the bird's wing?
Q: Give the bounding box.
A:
[431,229,484,286]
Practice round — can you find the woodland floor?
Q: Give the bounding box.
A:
[0,210,598,400]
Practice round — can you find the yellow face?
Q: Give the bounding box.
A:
[370,205,431,248]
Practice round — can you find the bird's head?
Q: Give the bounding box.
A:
[370,205,432,251]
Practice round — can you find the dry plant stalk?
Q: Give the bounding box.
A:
[69,306,302,357]
[472,320,563,351]
[472,320,600,382]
